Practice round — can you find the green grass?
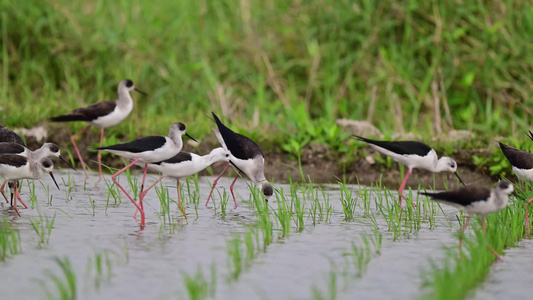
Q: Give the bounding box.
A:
[1,0,532,163]
[422,181,533,299]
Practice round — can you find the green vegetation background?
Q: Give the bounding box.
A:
[1,0,532,163]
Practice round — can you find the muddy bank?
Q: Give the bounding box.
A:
[26,126,497,190]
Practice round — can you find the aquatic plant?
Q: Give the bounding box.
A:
[0,219,21,261]
[182,264,217,300]
[41,257,77,300]
[422,182,533,299]
[30,212,56,248]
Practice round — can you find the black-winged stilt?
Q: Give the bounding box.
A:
[0,154,60,216]
[205,113,273,208]
[49,79,146,181]
[355,136,465,206]
[0,125,24,145]
[498,141,533,235]
[140,147,230,219]
[0,142,74,204]
[422,181,513,261]
[97,122,196,228]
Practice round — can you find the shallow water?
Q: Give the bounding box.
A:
[0,171,529,299]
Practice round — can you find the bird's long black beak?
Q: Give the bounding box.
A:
[134,88,147,96]
[454,171,466,186]
[186,133,199,143]
[59,156,77,171]
[49,172,60,190]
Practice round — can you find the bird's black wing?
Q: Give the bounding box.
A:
[0,142,25,154]
[421,186,491,206]
[354,136,432,156]
[0,125,24,145]
[98,136,166,153]
[499,142,533,169]
[154,152,193,165]
[212,112,264,160]
[0,154,28,168]
[50,100,117,122]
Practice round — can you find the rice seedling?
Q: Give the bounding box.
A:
[30,212,56,248]
[311,269,337,300]
[41,257,77,300]
[422,182,533,299]
[27,179,37,208]
[182,264,217,300]
[185,175,200,206]
[155,183,177,235]
[60,175,73,201]
[339,182,358,221]
[272,189,292,238]
[0,219,21,261]
[85,250,114,291]
[226,235,243,280]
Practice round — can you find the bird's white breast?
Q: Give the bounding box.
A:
[91,101,133,128]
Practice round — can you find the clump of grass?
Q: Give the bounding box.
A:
[421,182,532,299]
[30,212,56,248]
[0,219,21,260]
[85,250,114,291]
[41,257,77,300]
[182,264,217,300]
[339,182,358,221]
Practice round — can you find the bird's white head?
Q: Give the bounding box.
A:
[259,181,274,202]
[41,143,61,158]
[495,181,513,195]
[118,79,146,96]
[208,147,230,164]
[170,122,198,144]
[436,157,465,186]
[38,157,60,190]
[39,157,55,173]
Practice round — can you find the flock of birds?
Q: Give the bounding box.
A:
[1,79,532,261]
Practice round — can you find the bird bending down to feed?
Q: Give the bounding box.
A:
[49,79,146,181]
[0,154,60,216]
[205,112,273,208]
[498,140,533,236]
[421,181,513,262]
[354,136,465,206]
[97,122,197,228]
[139,147,230,219]
[0,142,74,204]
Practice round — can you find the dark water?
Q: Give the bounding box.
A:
[0,171,528,299]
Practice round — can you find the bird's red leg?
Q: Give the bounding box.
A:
[458,214,471,258]
[229,174,239,208]
[397,168,411,206]
[525,197,533,236]
[483,217,504,262]
[13,184,21,217]
[0,180,8,203]
[71,125,92,180]
[97,128,105,183]
[111,158,145,228]
[205,163,231,206]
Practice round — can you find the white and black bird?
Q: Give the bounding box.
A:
[421,181,514,261]
[50,79,146,180]
[205,113,273,208]
[499,140,533,236]
[0,124,24,145]
[96,122,197,228]
[0,142,74,204]
[355,136,465,206]
[0,154,60,216]
[139,147,230,219]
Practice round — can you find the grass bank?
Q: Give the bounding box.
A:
[1,0,532,161]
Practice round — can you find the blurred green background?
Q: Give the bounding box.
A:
[1,0,532,159]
